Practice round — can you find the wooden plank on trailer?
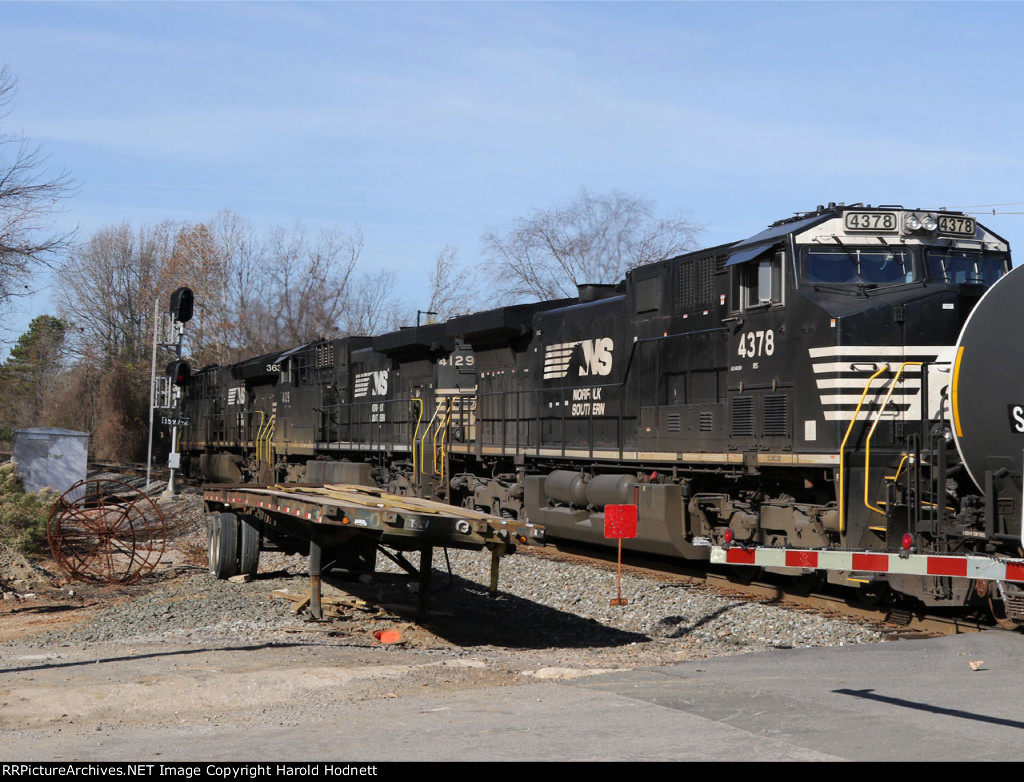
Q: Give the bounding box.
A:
[315,483,500,520]
[211,482,497,521]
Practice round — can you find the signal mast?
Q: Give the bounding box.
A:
[146,287,194,496]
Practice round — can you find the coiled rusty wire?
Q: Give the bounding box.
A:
[47,479,166,584]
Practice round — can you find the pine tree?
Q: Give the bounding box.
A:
[0,315,66,442]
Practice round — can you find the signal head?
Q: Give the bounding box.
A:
[167,359,191,387]
[169,287,194,324]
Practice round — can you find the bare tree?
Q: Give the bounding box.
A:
[481,188,704,302]
[425,245,480,321]
[56,221,177,366]
[340,269,404,336]
[265,223,363,348]
[0,65,75,320]
[165,221,225,366]
[181,216,369,356]
[51,214,407,460]
[166,215,265,367]
[54,222,180,459]
[204,210,272,362]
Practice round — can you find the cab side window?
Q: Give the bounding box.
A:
[732,251,783,310]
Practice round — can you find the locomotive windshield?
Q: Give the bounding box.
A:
[925,248,1008,286]
[801,246,915,286]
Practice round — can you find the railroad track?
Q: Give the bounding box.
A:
[525,541,995,638]
[89,459,168,479]
[88,460,204,492]
[75,464,1002,638]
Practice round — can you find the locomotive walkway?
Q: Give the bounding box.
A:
[3,630,1021,762]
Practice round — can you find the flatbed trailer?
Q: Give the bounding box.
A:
[202,483,545,620]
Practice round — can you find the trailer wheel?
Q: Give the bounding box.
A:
[208,512,239,579]
[238,514,261,577]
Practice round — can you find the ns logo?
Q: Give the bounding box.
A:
[355,369,389,398]
[543,338,614,380]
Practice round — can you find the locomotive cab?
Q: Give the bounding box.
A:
[718,204,1013,603]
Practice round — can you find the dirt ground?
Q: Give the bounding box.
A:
[0,538,623,760]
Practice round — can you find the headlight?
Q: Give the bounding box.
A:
[905,214,921,231]
[922,215,938,231]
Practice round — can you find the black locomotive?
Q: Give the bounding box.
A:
[181,202,1024,619]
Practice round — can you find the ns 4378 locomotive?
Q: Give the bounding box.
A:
[180,202,1024,623]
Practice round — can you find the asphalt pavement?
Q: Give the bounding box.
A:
[4,630,1022,762]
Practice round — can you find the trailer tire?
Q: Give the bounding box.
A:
[209,512,239,579]
[238,514,261,577]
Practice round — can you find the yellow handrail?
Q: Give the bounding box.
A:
[420,400,445,477]
[266,414,275,464]
[887,453,910,483]
[253,410,267,466]
[838,363,889,535]
[433,399,453,480]
[256,413,275,467]
[410,398,424,482]
[863,362,922,516]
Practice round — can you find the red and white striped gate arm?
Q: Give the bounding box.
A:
[710,545,1024,583]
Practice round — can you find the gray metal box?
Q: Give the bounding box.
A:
[12,428,89,494]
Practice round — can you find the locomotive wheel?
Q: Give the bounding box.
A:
[238,514,261,577]
[852,582,891,608]
[208,512,239,580]
[788,572,824,596]
[728,565,763,585]
[989,597,1021,630]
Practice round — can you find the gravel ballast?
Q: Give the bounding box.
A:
[2,491,892,670]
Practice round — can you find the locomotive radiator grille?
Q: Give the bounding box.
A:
[763,394,788,437]
[674,256,718,309]
[316,342,335,368]
[667,413,681,433]
[731,396,754,437]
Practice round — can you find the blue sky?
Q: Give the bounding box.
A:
[3,1,1024,347]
